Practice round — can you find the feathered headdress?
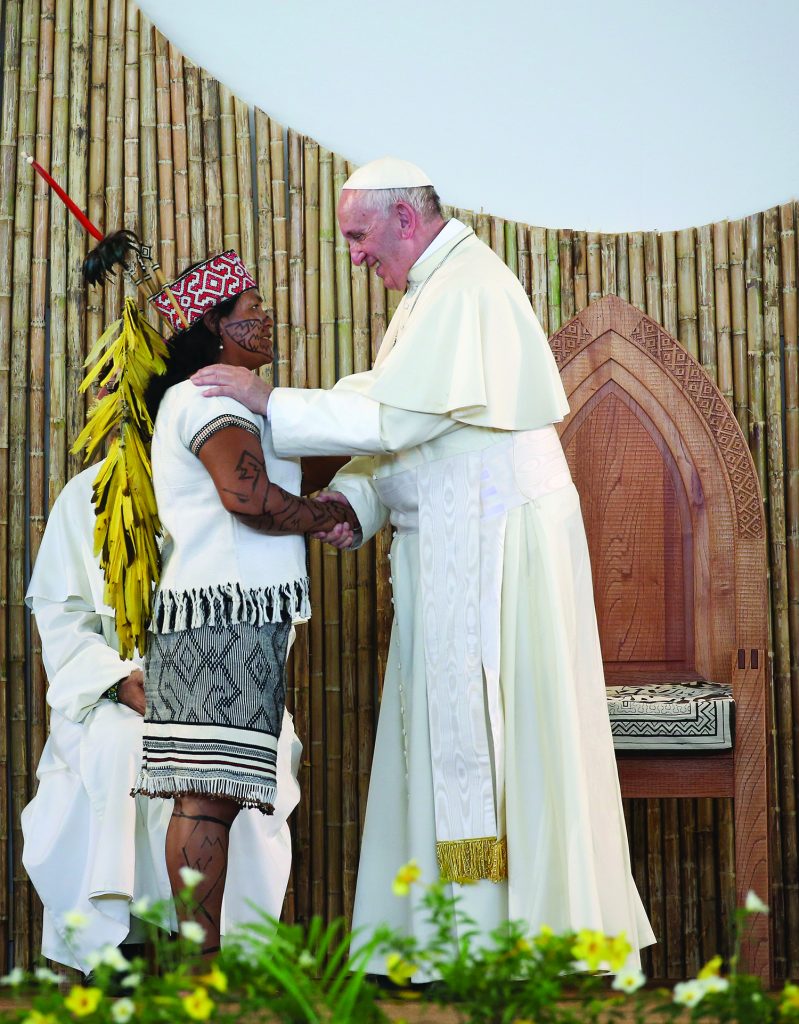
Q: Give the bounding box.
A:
[23,153,184,658]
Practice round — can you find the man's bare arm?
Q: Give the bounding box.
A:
[197,426,359,536]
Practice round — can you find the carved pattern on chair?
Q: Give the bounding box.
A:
[628,316,763,540]
[550,318,593,365]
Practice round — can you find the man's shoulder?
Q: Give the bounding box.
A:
[50,465,98,513]
[439,232,525,297]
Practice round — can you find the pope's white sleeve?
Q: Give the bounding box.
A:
[32,597,139,723]
[269,387,460,457]
[328,457,389,546]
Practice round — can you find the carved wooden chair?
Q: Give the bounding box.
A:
[549,295,771,981]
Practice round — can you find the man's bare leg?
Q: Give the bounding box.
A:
[166,794,240,956]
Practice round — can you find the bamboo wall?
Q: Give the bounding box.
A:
[0,0,796,981]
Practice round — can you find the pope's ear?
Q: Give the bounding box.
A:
[395,201,417,238]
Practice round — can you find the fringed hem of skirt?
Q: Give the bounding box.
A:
[152,577,310,634]
[131,773,276,814]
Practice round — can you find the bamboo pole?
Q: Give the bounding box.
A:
[254,109,274,366]
[615,232,630,301]
[586,232,601,303]
[48,0,70,506]
[764,206,799,963]
[10,0,40,966]
[546,228,560,332]
[504,219,518,279]
[745,213,767,492]
[680,802,699,974]
[529,227,548,333]
[558,229,574,322]
[288,130,306,389]
[663,800,683,977]
[66,0,89,471]
[154,31,176,282]
[218,84,239,253]
[646,801,665,978]
[453,207,474,230]
[696,798,718,969]
[696,224,717,381]
[27,7,56,901]
[168,43,188,272]
[644,231,662,324]
[516,222,531,300]
[234,97,255,273]
[86,0,107,366]
[729,220,749,436]
[474,211,490,247]
[629,232,645,313]
[600,233,616,296]
[717,799,736,964]
[138,14,158,328]
[0,0,22,966]
[713,221,733,406]
[184,60,206,263]
[573,231,588,313]
[660,231,678,338]
[200,70,222,255]
[676,228,699,358]
[122,0,139,305]
[780,208,799,958]
[103,0,125,325]
[269,120,289,386]
[490,216,504,258]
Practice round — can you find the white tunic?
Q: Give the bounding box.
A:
[21,467,302,973]
[265,223,655,972]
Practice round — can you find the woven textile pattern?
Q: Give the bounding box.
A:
[135,619,291,811]
[151,250,257,333]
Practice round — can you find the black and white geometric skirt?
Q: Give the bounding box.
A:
[132,619,291,813]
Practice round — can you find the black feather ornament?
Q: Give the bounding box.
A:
[82,229,143,287]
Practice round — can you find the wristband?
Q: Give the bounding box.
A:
[103,681,120,703]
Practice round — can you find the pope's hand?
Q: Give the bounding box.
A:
[311,491,356,549]
[117,669,146,716]
[191,365,273,414]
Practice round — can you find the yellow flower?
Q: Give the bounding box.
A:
[392,860,421,897]
[603,932,632,972]
[572,929,606,972]
[697,954,723,979]
[534,924,554,949]
[781,983,799,1015]
[182,987,215,1021]
[386,952,417,987]
[22,1013,58,1024]
[513,938,532,955]
[196,964,228,994]
[64,986,103,1017]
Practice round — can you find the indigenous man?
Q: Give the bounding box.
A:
[21,465,302,974]
[192,157,655,973]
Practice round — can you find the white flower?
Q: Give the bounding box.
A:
[100,946,131,972]
[745,890,769,914]
[111,997,136,1023]
[179,867,204,889]
[611,967,646,994]
[85,951,102,970]
[0,967,25,987]
[64,910,89,930]
[130,896,151,917]
[701,975,730,995]
[298,950,315,970]
[33,966,62,985]
[673,980,706,1007]
[120,973,142,989]
[180,920,206,945]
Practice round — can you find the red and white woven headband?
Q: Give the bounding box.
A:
[150,250,257,333]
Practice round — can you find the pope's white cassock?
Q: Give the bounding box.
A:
[264,216,655,973]
[21,467,303,973]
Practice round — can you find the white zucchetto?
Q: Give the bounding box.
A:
[343,157,434,190]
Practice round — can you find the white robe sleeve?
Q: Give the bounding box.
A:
[327,457,388,546]
[270,388,461,457]
[32,597,139,723]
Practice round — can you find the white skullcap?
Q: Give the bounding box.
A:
[343,156,434,190]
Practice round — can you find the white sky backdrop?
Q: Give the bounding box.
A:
[138,0,798,233]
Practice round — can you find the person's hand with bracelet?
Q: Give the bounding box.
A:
[103,668,145,716]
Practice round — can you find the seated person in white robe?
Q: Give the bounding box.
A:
[21,465,303,974]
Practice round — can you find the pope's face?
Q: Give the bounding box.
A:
[337,191,413,292]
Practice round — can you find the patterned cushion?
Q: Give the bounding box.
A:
[607,682,734,752]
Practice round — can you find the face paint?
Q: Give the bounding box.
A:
[222,317,272,354]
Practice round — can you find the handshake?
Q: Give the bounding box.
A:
[311,491,359,550]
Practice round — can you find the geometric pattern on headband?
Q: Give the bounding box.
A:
[150,250,257,333]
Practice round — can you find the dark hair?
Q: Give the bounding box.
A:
[144,292,239,421]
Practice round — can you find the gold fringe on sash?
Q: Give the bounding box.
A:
[436,836,508,884]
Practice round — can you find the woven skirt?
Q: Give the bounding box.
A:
[132,619,291,812]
